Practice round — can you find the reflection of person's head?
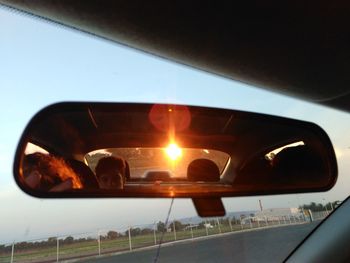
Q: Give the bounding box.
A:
[95,156,126,189]
[22,152,82,191]
[22,153,44,189]
[271,145,325,184]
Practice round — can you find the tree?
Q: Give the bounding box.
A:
[300,201,341,212]
[141,228,153,235]
[130,227,141,236]
[157,221,166,232]
[0,245,6,253]
[125,227,142,236]
[173,220,184,231]
[63,236,74,244]
[107,231,119,240]
[47,237,56,244]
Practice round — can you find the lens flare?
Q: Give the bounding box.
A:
[165,143,182,161]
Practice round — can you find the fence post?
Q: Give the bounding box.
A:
[257,218,260,228]
[217,218,222,233]
[302,209,306,222]
[128,227,132,251]
[189,220,194,240]
[265,216,268,226]
[301,209,305,222]
[308,209,314,222]
[153,222,157,245]
[56,237,59,262]
[249,218,252,229]
[278,217,281,225]
[173,221,177,241]
[10,242,15,263]
[324,205,329,216]
[229,218,233,231]
[283,216,286,224]
[205,220,209,236]
[98,231,101,256]
[240,218,243,230]
[288,215,292,224]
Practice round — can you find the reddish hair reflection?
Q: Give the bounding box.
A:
[22,152,83,191]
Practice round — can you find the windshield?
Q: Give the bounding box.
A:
[85,148,230,178]
[1,5,349,263]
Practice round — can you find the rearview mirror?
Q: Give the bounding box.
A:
[14,102,337,200]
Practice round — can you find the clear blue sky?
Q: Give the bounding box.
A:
[0,6,349,243]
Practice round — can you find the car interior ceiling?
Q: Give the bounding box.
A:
[1,1,350,113]
[3,1,350,261]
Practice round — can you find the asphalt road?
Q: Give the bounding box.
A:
[82,222,318,263]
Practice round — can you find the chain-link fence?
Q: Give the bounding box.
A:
[0,209,327,263]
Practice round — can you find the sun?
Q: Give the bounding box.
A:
[165,143,182,161]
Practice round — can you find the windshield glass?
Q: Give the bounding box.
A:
[0,5,349,263]
[85,148,229,178]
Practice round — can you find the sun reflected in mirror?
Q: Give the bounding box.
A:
[165,143,182,161]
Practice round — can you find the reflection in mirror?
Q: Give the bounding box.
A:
[22,151,83,192]
[85,148,229,181]
[235,141,329,188]
[15,102,337,198]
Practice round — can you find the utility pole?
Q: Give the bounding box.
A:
[173,221,177,241]
[128,227,132,251]
[97,231,101,256]
[10,242,15,263]
[323,198,329,215]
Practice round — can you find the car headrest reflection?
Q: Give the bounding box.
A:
[187,159,220,182]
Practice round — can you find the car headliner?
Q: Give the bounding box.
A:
[1,1,350,112]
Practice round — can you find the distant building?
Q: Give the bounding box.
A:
[239,208,303,223]
[255,208,300,218]
[184,224,199,230]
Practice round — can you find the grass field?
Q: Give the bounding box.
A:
[0,220,295,263]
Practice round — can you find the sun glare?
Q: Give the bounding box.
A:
[165,143,182,161]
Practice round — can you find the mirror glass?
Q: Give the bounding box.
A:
[14,102,337,197]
